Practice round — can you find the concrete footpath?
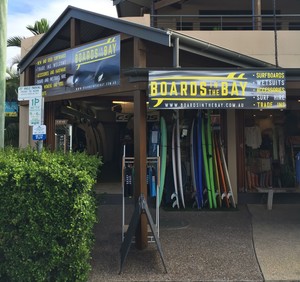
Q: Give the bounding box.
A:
[89,193,300,281]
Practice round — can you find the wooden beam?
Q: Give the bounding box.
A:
[133,37,148,250]
[70,18,81,48]
[44,102,56,151]
[133,90,148,250]
[154,0,182,10]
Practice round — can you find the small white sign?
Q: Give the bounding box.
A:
[32,125,46,141]
[18,85,42,101]
[29,97,43,126]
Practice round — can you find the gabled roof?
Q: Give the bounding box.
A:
[19,5,275,73]
[18,5,171,73]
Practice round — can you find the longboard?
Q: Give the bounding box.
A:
[218,133,236,208]
[176,111,185,208]
[206,111,217,209]
[196,112,204,208]
[171,122,180,209]
[214,131,230,208]
[190,118,197,206]
[201,115,212,209]
[159,117,167,206]
[212,131,222,207]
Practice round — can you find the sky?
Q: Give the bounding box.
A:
[6,0,117,68]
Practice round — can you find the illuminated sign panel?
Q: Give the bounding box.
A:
[35,35,120,96]
[148,70,286,110]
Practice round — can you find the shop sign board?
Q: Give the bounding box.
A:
[148,70,286,110]
[34,34,121,97]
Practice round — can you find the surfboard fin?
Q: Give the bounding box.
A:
[171,193,180,209]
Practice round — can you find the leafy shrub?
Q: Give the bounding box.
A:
[0,148,102,281]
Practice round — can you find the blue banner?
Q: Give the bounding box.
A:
[35,35,120,96]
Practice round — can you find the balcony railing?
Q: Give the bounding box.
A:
[151,14,300,31]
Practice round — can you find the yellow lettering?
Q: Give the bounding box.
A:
[240,82,247,95]
[161,82,167,96]
[180,82,188,96]
[190,82,197,96]
[150,82,158,96]
[221,82,228,96]
[170,82,178,96]
[231,82,238,95]
[200,82,206,96]
[257,102,273,108]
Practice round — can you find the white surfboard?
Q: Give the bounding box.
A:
[176,110,185,208]
[171,122,180,209]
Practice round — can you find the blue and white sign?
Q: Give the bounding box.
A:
[32,125,46,140]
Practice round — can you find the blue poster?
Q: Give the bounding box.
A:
[35,34,120,96]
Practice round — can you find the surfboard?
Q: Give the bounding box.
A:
[201,114,212,209]
[171,122,180,209]
[176,110,185,208]
[207,111,217,209]
[159,117,167,206]
[212,130,222,207]
[96,122,107,161]
[213,131,229,208]
[190,118,197,206]
[218,132,236,208]
[195,112,204,208]
[148,122,159,157]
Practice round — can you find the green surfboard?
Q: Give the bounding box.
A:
[201,114,212,209]
[159,116,167,206]
[206,110,217,209]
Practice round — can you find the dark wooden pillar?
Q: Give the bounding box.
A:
[134,90,148,250]
[70,18,81,48]
[44,102,56,151]
[133,37,148,249]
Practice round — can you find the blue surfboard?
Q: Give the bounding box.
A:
[195,111,204,208]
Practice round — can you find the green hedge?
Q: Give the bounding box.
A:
[0,148,102,282]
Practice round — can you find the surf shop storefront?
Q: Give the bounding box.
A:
[18,6,300,251]
[144,69,295,209]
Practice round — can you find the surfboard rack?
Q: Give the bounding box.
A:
[121,145,161,243]
[119,193,167,274]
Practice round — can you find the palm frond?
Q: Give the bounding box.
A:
[7,36,25,47]
[26,18,50,35]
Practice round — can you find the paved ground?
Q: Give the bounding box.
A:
[249,204,300,281]
[89,186,300,281]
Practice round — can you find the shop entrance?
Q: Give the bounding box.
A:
[244,110,300,192]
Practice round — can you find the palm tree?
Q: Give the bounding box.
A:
[7,35,26,48]
[7,18,50,48]
[26,18,50,35]
[7,18,51,68]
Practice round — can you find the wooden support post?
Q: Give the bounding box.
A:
[134,90,148,250]
[44,102,56,151]
[133,37,148,249]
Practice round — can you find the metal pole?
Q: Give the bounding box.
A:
[37,97,44,153]
[0,0,8,148]
[273,0,279,67]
